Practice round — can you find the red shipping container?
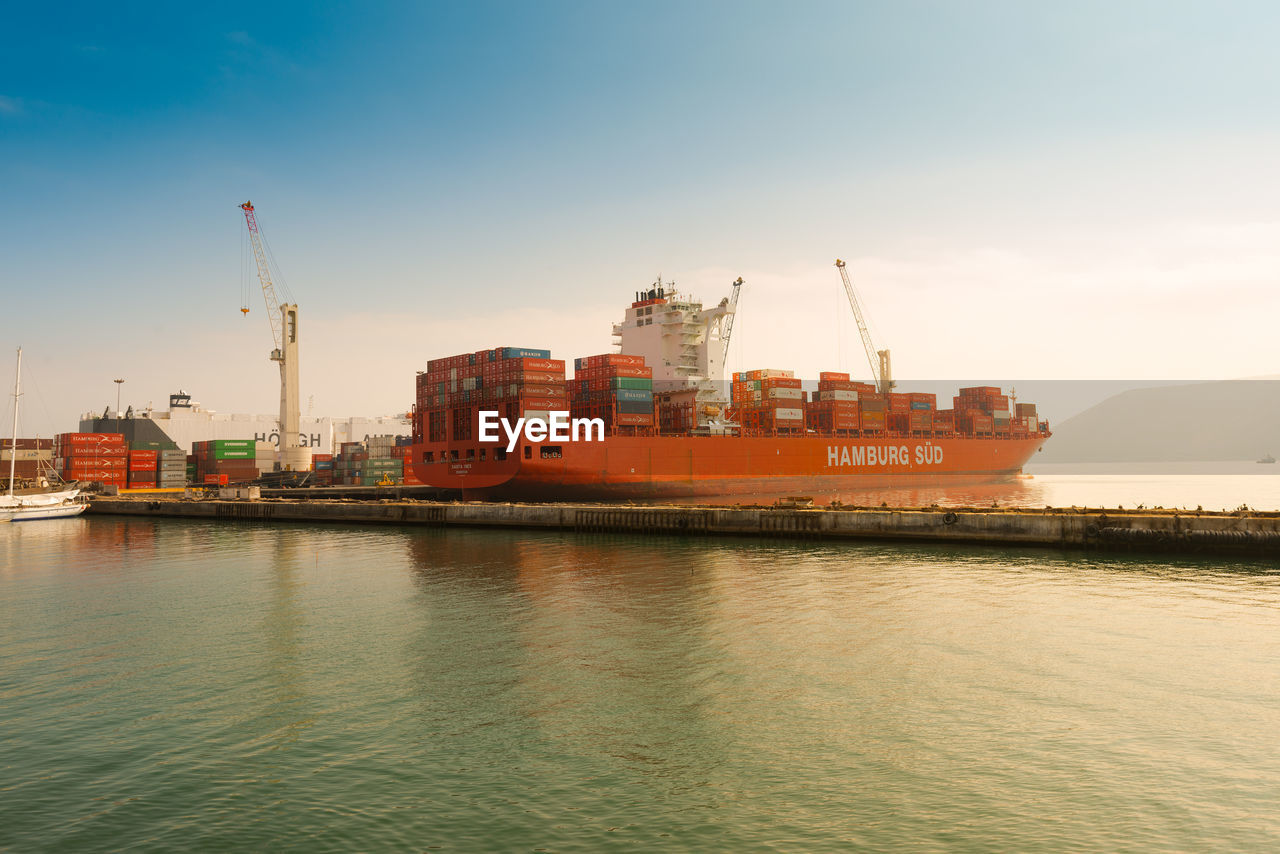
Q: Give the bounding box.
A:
[577,353,646,368]
[500,357,565,373]
[760,377,803,389]
[58,444,127,457]
[602,366,652,379]
[518,397,569,411]
[615,413,654,426]
[62,457,127,469]
[57,432,125,445]
[819,372,850,382]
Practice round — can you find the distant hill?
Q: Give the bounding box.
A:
[1037,381,1280,462]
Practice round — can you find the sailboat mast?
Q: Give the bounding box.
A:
[8,347,20,497]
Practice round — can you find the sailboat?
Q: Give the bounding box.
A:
[2,348,87,522]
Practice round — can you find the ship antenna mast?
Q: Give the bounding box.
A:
[239,200,306,472]
[835,258,894,395]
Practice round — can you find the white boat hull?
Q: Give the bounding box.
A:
[8,502,87,521]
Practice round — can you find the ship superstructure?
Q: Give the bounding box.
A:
[613,279,739,433]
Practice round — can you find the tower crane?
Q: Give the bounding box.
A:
[240,201,308,472]
[834,258,894,395]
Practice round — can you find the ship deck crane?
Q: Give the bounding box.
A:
[720,276,744,363]
[835,258,893,395]
[240,201,308,472]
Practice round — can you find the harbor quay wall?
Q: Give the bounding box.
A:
[86,497,1280,557]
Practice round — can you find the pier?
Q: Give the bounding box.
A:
[86,496,1280,557]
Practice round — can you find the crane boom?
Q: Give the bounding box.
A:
[720,276,744,362]
[240,202,284,351]
[835,258,893,395]
[239,201,307,471]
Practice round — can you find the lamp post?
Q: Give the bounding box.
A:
[113,379,124,435]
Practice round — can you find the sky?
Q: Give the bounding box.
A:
[3,0,1280,436]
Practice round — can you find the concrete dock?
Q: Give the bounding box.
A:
[86,496,1280,557]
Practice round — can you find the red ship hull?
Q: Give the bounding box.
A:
[409,433,1047,501]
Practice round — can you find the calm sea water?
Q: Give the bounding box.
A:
[3,515,1280,851]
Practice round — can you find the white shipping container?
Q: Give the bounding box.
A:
[766,387,803,400]
[818,390,859,402]
[773,408,804,421]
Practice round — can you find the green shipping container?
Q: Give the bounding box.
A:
[610,377,653,390]
[203,440,254,450]
[213,449,254,460]
[130,440,180,451]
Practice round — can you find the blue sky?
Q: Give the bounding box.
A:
[4,1,1280,435]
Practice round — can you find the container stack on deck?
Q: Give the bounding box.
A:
[1015,402,1039,433]
[393,437,421,485]
[732,370,806,434]
[888,392,939,436]
[953,387,1009,436]
[570,354,655,434]
[415,347,567,450]
[1,439,54,488]
[192,439,258,485]
[55,433,126,487]
[807,372,873,435]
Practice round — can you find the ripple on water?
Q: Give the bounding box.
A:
[2,518,1280,851]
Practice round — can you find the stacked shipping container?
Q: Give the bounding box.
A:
[123,440,185,489]
[331,435,407,485]
[415,347,567,456]
[193,439,258,485]
[953,387,1009,435]
[887,392,939,435]
[571,354,655,433]
[1,439,54,488]
[807,372,873,434]
[732,370,805,433]
[311,453,334,486]
[55,433,127,486]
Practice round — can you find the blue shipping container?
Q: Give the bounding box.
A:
[500,347,552,360]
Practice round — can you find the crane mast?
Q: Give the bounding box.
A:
[835,258,894,395]
[240,201,308,471]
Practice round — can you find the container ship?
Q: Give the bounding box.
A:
[409,279,1050,501]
